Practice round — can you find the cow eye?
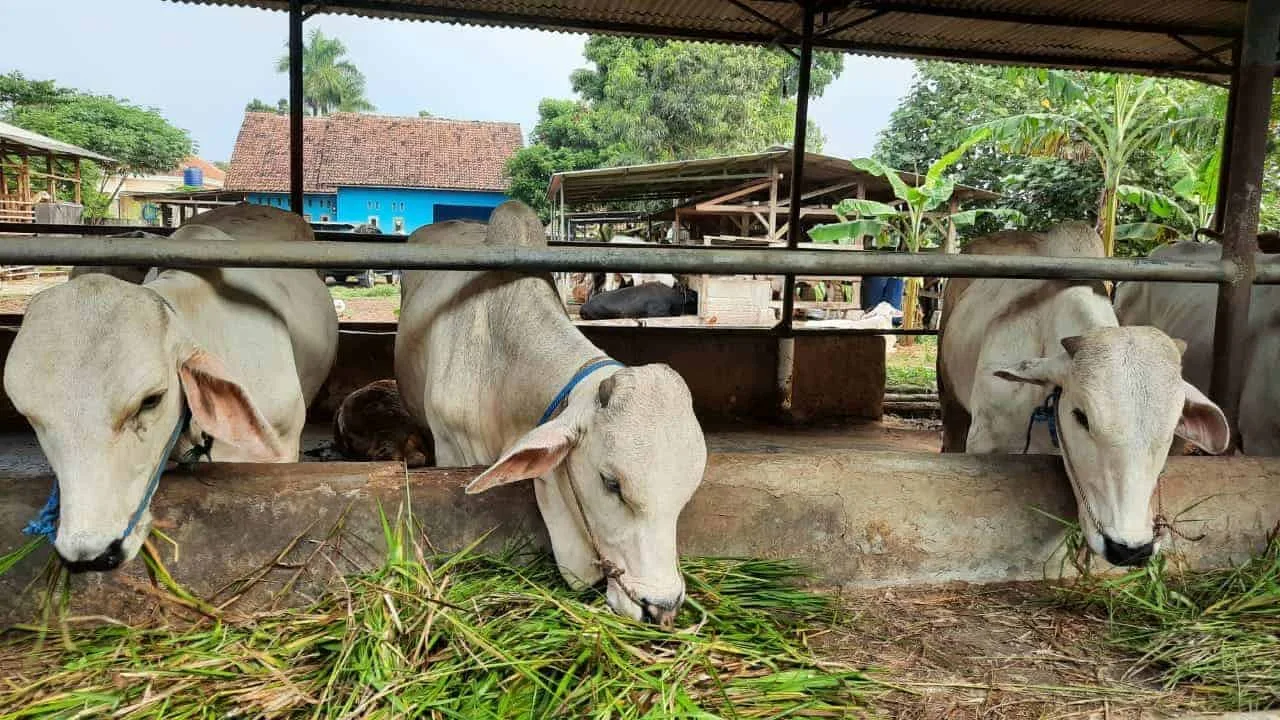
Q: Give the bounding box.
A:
[1072,408,1089,431]
[139,392,164,413]
[602,475,622,496]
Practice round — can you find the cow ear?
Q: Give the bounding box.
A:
[466,419,576,494]
[179,348,288,461]
[1175,381,1231,455]
[993,352,1071,387]
[1061,336,1084,357]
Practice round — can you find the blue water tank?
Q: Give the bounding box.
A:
[183,166,203,187]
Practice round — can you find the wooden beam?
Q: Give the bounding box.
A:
[46,154,55,201]
[680,204,840,219]
[776,179,861,207]
[696,178,775,209]
[74,158,81,205]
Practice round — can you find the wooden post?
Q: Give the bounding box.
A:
[1209,0,1279,450]
[73,158,82,205]
[46,154,55,202]
[943,196,959,255]
[767,161,778,242]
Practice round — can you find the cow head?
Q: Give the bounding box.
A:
[994,326,1229,566]
[5,275,288,572]
[465,364,706,626]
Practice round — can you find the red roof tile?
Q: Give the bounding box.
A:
[224,112,524,193]
[175,156,226,183]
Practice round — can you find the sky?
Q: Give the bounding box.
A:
[0,0,917,163]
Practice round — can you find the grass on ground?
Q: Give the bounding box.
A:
[885,335,937,390]
[329,284,400,300]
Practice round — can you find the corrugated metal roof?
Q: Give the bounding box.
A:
[164,0,1243,79]
[0,120,116,164]
[548,148,1002,205]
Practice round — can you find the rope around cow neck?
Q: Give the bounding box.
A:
[23,406,209,544]
[535,356,655,621]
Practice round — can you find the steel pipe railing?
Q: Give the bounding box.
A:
[0,235,1260,283]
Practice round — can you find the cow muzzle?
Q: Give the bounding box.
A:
[1103,536,1155,567]
[58,538,125,573]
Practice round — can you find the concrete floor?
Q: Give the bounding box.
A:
[0,421,941,478]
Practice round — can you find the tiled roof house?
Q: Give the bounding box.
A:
[225,112,523,233]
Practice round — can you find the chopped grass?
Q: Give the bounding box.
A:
[0,512,882,718]
[329,284,400,299]
[1060,527,1280,711]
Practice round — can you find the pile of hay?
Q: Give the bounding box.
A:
[1064,529,1280,711]
[0,516,882,718]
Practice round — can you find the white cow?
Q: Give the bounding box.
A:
[395,201,707,626]
[5,204,339,572]
[1115,241,1280,455]
[939,222,1230,566]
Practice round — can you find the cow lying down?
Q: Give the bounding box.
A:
[333,379,432,467]
[1115,241,1280,455]
[395,200,707,626]
[5,204,339,572]
[579,281,698,320]
[939,222,1230,567]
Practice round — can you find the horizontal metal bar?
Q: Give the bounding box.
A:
[0,235,1250,283]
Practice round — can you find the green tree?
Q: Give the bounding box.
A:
[969,70,1219,256]
[2,73,194,218]
[245,97,289,114]
[275,29,374,116]
[507,37,844,218]
[1262,81,1280,231]
[874,62,1102,235]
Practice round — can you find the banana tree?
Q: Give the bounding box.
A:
[966,70,1217,257]
[808,129,1021,330]
[1115,147,1220,253]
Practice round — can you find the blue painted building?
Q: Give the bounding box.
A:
[227,112,524,234]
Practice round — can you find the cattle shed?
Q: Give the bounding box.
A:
[1,4,1279,707]
[546,148,1000,247]
[0,0,1274,425]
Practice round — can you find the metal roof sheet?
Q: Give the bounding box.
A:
[165,0,1245,79]
[0,120,116,164]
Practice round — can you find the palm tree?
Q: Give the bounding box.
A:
[968,71,1216,256]
[276,29,375,116]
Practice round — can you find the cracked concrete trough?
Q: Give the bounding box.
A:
[2,449,1278,623]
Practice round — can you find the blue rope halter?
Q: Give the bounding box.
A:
[538,358,624,426]
[1022,386,1063,454]
[23,406,201,543]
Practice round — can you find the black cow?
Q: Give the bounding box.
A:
[580,282,698,320]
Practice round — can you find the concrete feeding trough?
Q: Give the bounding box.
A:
[2,444,1278,623]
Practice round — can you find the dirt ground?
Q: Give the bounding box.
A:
[0,272,68,314]
[332,295,398,322]
[825,583,1212,720]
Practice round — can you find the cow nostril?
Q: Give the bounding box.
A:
[60,539,125,574]
[640,597,679,628]
[1103,536,1155,567]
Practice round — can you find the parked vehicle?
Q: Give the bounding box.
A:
[309,221,403,287]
